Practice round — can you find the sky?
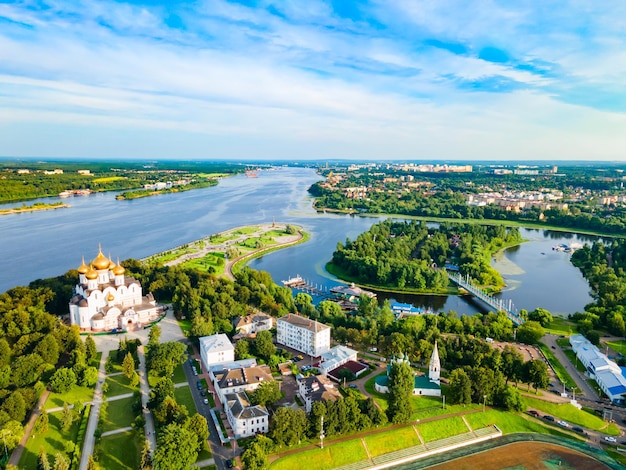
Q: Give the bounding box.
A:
[2,1,626,161]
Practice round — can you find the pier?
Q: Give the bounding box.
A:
[448,272,525,326]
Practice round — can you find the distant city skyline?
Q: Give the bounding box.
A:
[2,1,626,161]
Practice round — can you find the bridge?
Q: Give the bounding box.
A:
[448,272,524,326]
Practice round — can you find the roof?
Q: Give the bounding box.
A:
[214,364,273,390]
[225,392,269,420]
[278,313,330,333]
[233,312,274,329]
[298,375,341,405]
[199,334,234,354]
[320,345,357,364]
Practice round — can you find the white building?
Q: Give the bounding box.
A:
[210,364,273,404]
[233,313,274,337]
[277,313,331,356]
[570,334,626,403]
[199,334,235,369]
[297,374,341,412]
[318,345,358,376]
[224,392,269,438]
[68,248,160,332]
[375,342,441,397]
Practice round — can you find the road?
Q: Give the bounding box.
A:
[541,333,599,401]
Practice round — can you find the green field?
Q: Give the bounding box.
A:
[537,343,579,390]
[418,416,469,442]
[45,385,94,410]
[174,384,198,415]
[465,409,579,439]
[269,438,368,470]
[364,426,421,457]
[545,317,576,336]
[19,410,81,469]
[104,373,139,397]
[525,397,617,434]
[101,396,136,432]
[98,431,142,469]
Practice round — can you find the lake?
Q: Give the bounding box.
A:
[0,166,593,316]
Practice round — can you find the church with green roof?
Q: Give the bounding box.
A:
[374,341,441,397]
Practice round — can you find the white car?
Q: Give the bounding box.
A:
[604,436,617,443]
[556,420,568,428]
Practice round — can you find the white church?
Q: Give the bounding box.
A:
[68,247,160,332]
[375,341,442,397]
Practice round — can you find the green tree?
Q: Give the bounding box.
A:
[2,391,26,423]
[500,385,525,411]
[140,440,153,470]
[86,455,99,470]
[34,410,49,434]
[53,453,69,470]
[526,360,549,392]
[152,423,198,470]
[387,360,413,424]
[242,442,267,470]
[34,334,60,366]
[250,380,281,407]
[528,308,553,327]
[234,339,252,360]
[38,447,51,470]
[61,402,73,432]
[147,342,186,377]
[49,368,77,393]
[254,330,276,359]
[448,368,472,405]
[153,396,188,427]
[516,321,545,345]
[85,335,97,363]
[185,413,209,453]
[123,352,135,379]
[148,325,161,348]
[269,407,307,447]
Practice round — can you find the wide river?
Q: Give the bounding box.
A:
[0,166,594,316]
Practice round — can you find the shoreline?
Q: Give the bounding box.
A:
[0,202,69,216]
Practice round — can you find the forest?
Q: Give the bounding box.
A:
[329,219,522,292]
[0,160,242,203]
[309,167,626,236]
[570,238,626,341]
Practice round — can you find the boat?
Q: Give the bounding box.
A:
[282,275,305,287]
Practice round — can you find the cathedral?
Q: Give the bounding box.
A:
[68,247,160,332]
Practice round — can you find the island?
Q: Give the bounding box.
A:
[0,201,69,215]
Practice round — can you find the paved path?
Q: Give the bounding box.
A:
[541,333,599,400]
[78,352,107,470]
[101,426,133,437]
[138,345,157,454]
[7,390,50,467]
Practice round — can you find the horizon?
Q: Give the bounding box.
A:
[2,1,626,161]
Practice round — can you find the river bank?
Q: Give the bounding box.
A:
[0,202,69,216]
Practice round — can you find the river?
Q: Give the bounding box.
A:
[0,166,593,317]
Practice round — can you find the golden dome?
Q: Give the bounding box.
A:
[113,261,125,276]
[77,256,89,274]
[108,254,117,271]
[85,265,98,280]
[92,247,110,270]
[106,292,115,302]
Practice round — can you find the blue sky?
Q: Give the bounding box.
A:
[2,0,626,161]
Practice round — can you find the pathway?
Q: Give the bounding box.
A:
[138,346,157,455]
[7,390,50,467]
[78,352,107,470]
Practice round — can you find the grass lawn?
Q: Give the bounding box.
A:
[556,338,571,348]
[104,373,139,397]
[537,343,579,390]
[19,410,80,469]
[98,431,141,470]
[270,438,368,470]
[417,416,469,443]
[106,350,124,373]
[90,351,103,368]
[364,427,420,457]
[172,362,187,383]
[545,317,575,336]
[101,396,136,432]
[524,396,616,434]
[364,374,389,410]
[174,385,198,414]
[605,340,626,356]
[178,318,192,334]
[45,385,94,410]
[196,446,213,462]
[181,254,225,275]
[563,349,587,373]
[416,402,481,419]
[464,409,579,439]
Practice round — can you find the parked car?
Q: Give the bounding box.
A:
[544,415,555,422]
[197,381,203,390]
[203,398,209,405]
[604,436,617,443]
[200,390,206,397]
[557,420,568,428]
[572,426,584,433]
[528,410,539,417]
[225,459,234,468]
[348,384,358,389]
